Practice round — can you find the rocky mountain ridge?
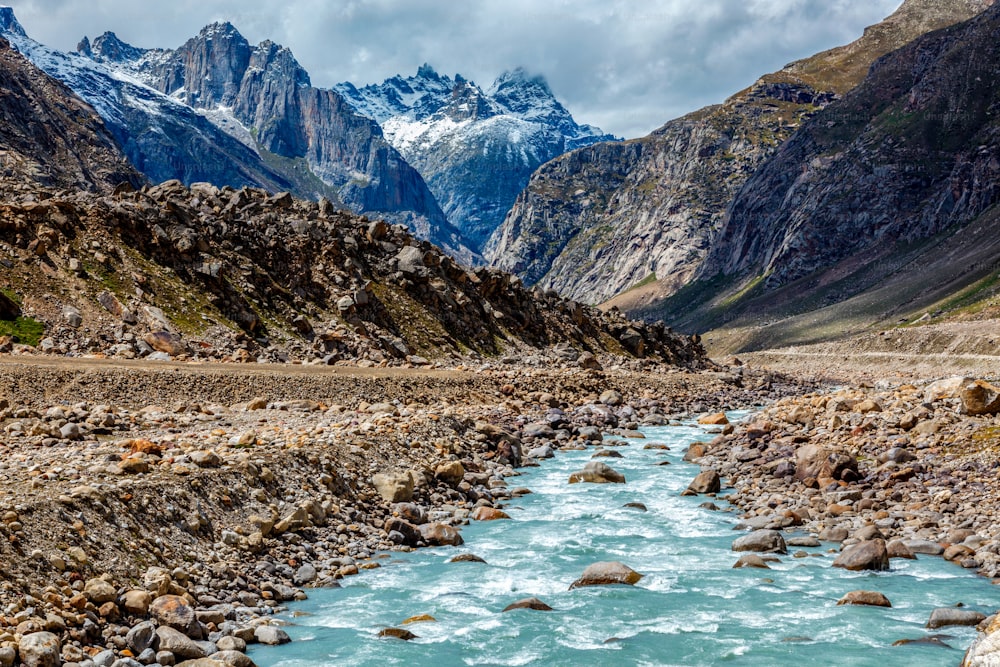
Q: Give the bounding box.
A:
[0,27,703,369]
[657,0,1000,348]
[486,0,994,307]
[336,65,617,250]
[76,20,477,262]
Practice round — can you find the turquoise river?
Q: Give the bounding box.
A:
[250,414,1000,666]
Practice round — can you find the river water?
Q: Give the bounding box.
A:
[251,415,1000,666]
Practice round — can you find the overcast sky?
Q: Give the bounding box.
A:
[6,0,903,138]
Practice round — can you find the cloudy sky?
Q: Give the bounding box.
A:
[6,0,903,138]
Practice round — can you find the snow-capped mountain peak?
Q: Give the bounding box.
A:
[0,6,26,37]
[336,64,620,250]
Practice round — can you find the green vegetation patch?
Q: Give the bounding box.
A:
[0,316,45,346]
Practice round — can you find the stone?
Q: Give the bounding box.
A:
[126,622,159,654]
[189,450,221,468]
[569,561,643,589]
[435,461,465,485]
[470,507,510,521]
[577,352,602,371]
[732,530,787,554]
[419,522,464,546]
[144,331,187,356]
[294,564,318,586]
[961,380,1000,416]
[503,597,553,612]
[905,540,944,556]
[401,614,436,625]
[215,637,246,653]
[448,554,487,564]
[150,594,196,632]
[84,577,117,603]
[253,626,291,646]
[926,607,987,629]
[886,540,916,560]
[837,591,892,607]
[599,390,624,406]
[568,461,625,484]
[18,632,61,667]
[854,399,882,413]
[733,554,771,569]
[208,651,256,667]
[687,469,721,494]
[833,539,889,572]
[372,471,414,503]
[62,305,83,328]
[698,413,729,425]
[378,628,417,641]
[0,647,14,667]
[155,627,205,660]
[924,376,974,402]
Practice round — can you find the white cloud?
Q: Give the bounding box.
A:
[6,0,903,137]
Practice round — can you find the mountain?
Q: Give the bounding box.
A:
[485,0,993,306]
[336,65,617,250]
[0,9,475,263]
[0,35,139,194]
[657,0,1000,350]
[0,27,702,367]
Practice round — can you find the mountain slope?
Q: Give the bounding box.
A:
[336,66,617,250]
[655,1,1000,349]
[0,8,301,197]
[0,36,139,194]
[487,0,993,306]
[79,22,475,263]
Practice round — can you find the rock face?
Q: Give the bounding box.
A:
[667,0,1000,338]
[485,0,992,307]
[0,29,140,194]
[336,65,617,251]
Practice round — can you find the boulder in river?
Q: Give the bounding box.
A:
[926,607,987,629]
[378,627,417,641]
[833,539,889,572]
[419,522,464,546]
[568,461,625,484]
[732,530,787,554]
[503,597,554,612]
[569,561,643,589]
[837,591,892,607]
[687,469,721,494]
[471,507,510,521]
[733,554,771,569]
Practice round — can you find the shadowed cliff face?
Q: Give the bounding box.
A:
[0,36,140,193]
[79,22,477,263]
[485,0,993,308]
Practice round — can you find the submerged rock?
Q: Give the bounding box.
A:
[837,591,892,607]
[502,597,554,612]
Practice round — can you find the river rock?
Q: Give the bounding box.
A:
[698,413,729,425]
[886,540,916,559]
[215,637,246,653]
[569,561,643,589]
[156,627,205,660]
[18,632,60,667]
[683,443,708,461]
[448,554,486,563]
[384,518,421,547]
[927,607,987,629]
[435,460,466,485]
[568,461,625,484]
[503,597,553,612]
[372,471,414,503]
[150,595,196,632]
[833,539,889,571]
[419,522,464,546]
[208,651,256,667]
[253,626,291,645]
[961,380,1000,416]
[599,390,623,406]
[837,591,892,607]
[471,507,510,521]
[126,622,159,654]
[732,530,787,554]
[906,540,945,556]
[378,627,417,640]
[687,469,721,494]
[733,554,771,569]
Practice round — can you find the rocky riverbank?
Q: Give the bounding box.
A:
[0,357,786,667]
[676,376,1000,664]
